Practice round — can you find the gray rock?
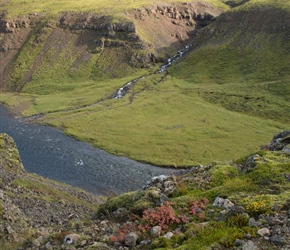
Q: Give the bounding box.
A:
[164,232,174,239]
[248,217,262,227]
[271,203,282,212]
[150,226,162,238]
[140,239,151,246]
[213,197,234,210]
[241,154,260,172]
[32,236,42,247]
[219,209,228,220]
[234,239,244,247]
[257,228,270,237]
[269,217,284,226]
[158,175,169,182]
[270,235,285,246]
[160,194,170,204]
[151,176,159,183]
[267,130,290,151]
[164,181,174,189]
[0,190,4,200]
[284,144,290,153]
[242,240,259,250]
[125,232,138,248]
[64,233,80,244]
[229,205,246,215]
[114,242,123,248]
[45,242,53,249]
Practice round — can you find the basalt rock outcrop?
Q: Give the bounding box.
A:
[266,130,290,152]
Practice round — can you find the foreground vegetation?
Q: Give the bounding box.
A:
[2,130,290,249]
[98,144,290,249]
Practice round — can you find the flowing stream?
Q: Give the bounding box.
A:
[0,105,178,196]
[0,44,192,195]
[112,43,192,98]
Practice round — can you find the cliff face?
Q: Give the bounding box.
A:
[0,2,222,91]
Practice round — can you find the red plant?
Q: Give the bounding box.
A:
[111,198,210,240]
[109,235,118,242]
[139,202,188,232]
[189,198,209,219]
[115,222,136,242]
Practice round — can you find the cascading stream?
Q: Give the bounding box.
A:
[112,43,193,99]
[0,43,193,196]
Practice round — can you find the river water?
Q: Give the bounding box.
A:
[0,105,178,195]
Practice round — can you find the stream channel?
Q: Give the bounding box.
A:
[0,105,179,195]
[0,43,192,196]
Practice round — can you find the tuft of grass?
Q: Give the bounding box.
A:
[12,176,98,210]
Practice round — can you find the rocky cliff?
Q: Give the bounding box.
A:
[0,2,222,91]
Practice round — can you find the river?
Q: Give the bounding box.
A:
[0,105,178,196]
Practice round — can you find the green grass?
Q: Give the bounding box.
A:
[1,0,229,18]
[238,0,290,10]
[1,0,289,167]
[97,149,290,249]
[12,175,99,210]
[28,75,286,167]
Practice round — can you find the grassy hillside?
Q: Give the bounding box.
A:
[1,0,228,17]
[170,0,290,123]
[0,0,289,167]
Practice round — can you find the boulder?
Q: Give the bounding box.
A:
[64,233,80,244]
[213,197,234,210]
[125,232,138,248]
[266,130,290,151]
[150,226,162,238]
[241,154,261,172]
[257,228,270,237]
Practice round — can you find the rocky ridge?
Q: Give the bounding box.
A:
[1,131,290,249]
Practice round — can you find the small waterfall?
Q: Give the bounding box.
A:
[112,76,145,99]
[155,44,192,74]
[113,43,193,99]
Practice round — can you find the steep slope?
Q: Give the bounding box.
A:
[0,1,223,92]
[2,131,290,249]
[0,133,103,249]
[170,0,290,123]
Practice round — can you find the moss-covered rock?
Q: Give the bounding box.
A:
[0,133,25,174]
[97,188,160,217]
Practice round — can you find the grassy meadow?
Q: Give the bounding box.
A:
[1,0,289,167]
[1,72,287,166]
